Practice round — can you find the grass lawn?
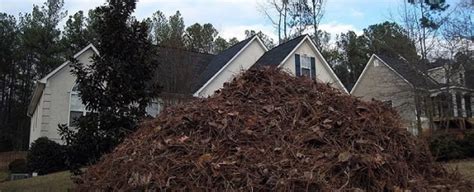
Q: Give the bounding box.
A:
[0,160,470,191]
[0,170,9,182]
[0,171,74,192]
[445,159,474,182]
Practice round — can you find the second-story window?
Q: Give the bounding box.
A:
[301,55,311,78]
[295,54,316,79]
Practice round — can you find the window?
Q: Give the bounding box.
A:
[295,54,315,79]
[300,55,311,77]
[69,83,87,127]
[459,73,464,85]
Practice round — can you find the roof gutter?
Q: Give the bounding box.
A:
[27,81,46,117]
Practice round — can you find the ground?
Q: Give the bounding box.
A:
[0,171,73,192]
[0,160,472,191]
[444,158,474,181]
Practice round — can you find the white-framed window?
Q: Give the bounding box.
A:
[69,83,87,127]
[300,55,312,78]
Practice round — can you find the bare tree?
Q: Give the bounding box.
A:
[259,0,290,44]
[259,0,325,45]
[398,0,449,60]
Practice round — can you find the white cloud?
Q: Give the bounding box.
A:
[219,24,277,40]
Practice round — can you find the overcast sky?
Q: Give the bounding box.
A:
[0,0,460,41]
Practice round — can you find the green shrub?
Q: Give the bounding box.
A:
[463,131,474,157]
[430,131,474,161]
[27,137,67,175]
[8,159,27,173]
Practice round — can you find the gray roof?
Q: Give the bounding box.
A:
[254,35,306,67]
[194,36,255,92]
[153,47,214,94]
[377,54,439,89]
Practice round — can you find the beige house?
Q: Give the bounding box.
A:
[28,35,346,145]
[27,45,99,144]
[351,54,474,134]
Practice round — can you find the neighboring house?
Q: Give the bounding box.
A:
[351,54,473,134]
[28,35,346,145]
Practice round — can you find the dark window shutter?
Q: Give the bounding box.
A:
[295,54,301,76]
[310,57,316,80]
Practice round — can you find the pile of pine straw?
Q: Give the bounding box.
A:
[76,68,472,191]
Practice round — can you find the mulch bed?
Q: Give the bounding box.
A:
[76,68,472,191]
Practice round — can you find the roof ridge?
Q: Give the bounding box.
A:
[155,46,216,56]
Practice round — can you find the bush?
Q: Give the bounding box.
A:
[27,137,67,175]
[430,131,474,161]
[8,159,27,173]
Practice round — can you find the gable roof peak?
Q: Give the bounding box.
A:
[193,35,258,95]
[254,35,307,67]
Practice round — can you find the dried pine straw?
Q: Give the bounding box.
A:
[76,68,472,191]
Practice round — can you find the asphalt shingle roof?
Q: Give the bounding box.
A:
[194,36,255,92]
[254,35,306,67]
[153,47,214,94]
[377,54,439,89]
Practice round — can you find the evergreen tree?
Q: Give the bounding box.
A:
[362,22,418,63]
[336,31,369,89]
[61,11,94,57]
[213,36,230,53]
[0,13,20,151]
[60,0,160,172]
[185,23,218,53]
[244,30,275,49]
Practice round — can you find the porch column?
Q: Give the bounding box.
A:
[461,92,466,117]
[452,92,458,117]
[471,95,474,118]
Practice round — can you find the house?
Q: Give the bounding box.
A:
[351,54,473,134]
[193,35,268,97]
[27,45,99,144]
[27,35,346,145]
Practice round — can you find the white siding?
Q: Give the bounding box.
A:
[280,39,345,91]
[197,40,267,97]
[29,49,95,144]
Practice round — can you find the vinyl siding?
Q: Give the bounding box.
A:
[197,40,267,97]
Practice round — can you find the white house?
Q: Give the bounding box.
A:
[27,45,99,144]
[27,35,346,145]
[254,35,347,92]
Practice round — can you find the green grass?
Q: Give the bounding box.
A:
[445,159,474,181]
[0,171,74,192]
[0,170,8,182]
